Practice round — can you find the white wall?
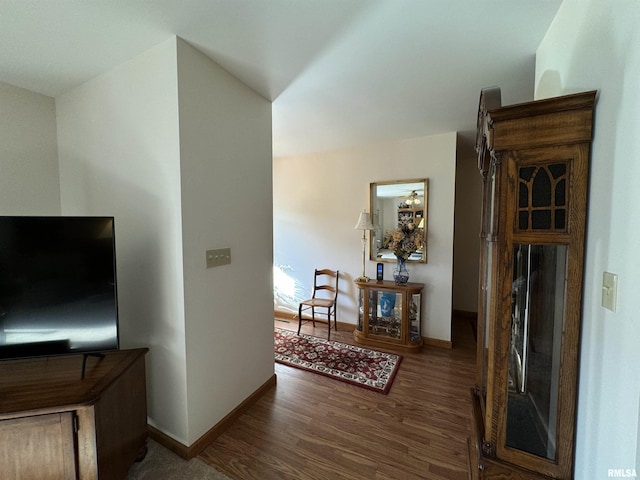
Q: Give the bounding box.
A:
[536,0,640,476]
[273,132,457,342]
[0,82,60,215]
[175,39,274,444]
[55,38,190,442]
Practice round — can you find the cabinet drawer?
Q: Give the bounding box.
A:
[0,412,77,480]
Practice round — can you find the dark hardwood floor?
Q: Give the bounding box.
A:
[199,315,476,480]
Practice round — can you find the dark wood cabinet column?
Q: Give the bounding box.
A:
[468,89,596,480]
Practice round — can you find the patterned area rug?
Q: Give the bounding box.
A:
[274,328,402,394]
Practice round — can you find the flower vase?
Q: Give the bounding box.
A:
[393,256,410,285]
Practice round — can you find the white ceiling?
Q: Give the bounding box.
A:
[0,0,562,157]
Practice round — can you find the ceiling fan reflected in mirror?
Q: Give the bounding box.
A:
[405,190,421,206]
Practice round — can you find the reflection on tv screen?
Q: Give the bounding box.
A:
[0,216,119,360]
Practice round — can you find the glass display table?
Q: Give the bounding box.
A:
[354,280,423,353]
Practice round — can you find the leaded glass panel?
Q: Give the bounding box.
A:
[516,163,568,232]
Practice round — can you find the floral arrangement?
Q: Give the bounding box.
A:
[386,222,423,260]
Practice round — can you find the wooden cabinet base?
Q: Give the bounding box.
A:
[0,348,148,480]
[469,388,560,480]
[469,448,557,480]
[353,329,423,353]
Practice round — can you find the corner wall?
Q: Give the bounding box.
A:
[0,82,60,215]
[273,132,457,342]
[55,38,189,442]
[536,0,640,475]
[56,36,274,447]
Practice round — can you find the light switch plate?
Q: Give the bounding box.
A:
[602,271,618,312]
[206,248,231,268]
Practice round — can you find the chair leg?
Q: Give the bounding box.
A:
[311,307,315,327]
[327,308,331,340]
[297,304,302,335]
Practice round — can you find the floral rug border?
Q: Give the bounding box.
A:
[274,328,402,394]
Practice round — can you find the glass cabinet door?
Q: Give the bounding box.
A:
[505,243,566,460]
[357,288,364,332]
[369,290,402,339]
[409,293,421,341]
[480,241,494,393]
[478,160,498,398]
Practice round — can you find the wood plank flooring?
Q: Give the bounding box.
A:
[199,315,476,480]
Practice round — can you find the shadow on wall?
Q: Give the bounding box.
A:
[535,70,562,99]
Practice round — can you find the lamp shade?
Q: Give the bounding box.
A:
[354,211,374,230]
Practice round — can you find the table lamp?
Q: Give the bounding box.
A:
[354,211,374,282]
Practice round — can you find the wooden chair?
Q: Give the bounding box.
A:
[297,269,339,340]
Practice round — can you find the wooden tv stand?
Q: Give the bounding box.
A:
[0,348,149,480]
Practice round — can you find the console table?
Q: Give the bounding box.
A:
[0,348,148,480]
[354,280,424,352]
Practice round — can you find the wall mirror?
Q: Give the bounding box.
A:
[370,178,428,263]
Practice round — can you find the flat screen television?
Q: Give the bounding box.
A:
[0,216,119,360]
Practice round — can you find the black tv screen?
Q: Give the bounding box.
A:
[0,216,119,360]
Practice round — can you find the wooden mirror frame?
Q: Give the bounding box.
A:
[369,178,428,263]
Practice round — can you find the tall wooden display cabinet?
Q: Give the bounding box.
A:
[468,88,596,480]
